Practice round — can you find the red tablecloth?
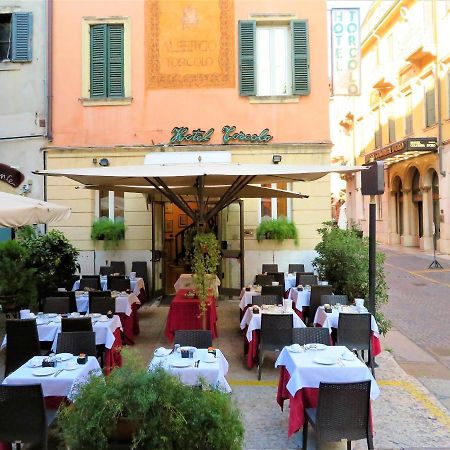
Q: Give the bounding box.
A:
[104,328,122,375]
[118,304,140,345]
[164,289,218,342]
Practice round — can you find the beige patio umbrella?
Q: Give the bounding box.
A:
[0,192,71,227]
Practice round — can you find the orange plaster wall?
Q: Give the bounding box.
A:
[51,0,329,147]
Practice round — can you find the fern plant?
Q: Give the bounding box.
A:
[256,217,298,245]
[91,218,125,249]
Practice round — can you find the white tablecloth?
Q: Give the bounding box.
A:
[314,305,380,338]
[2,355,101,398]
[287,288,311,307]
[239,288,262,310]
[275,345,380,399]
[173,274,220,297]
[240,306,306,342]
[148,348,230,392]
[284,274,297,290]
[72,276,145,297]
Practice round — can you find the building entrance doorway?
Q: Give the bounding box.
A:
[411,168,423,241]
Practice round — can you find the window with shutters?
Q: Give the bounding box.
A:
[405,92,413,135]
[238,19,309,98]
[0,12,32,63]
[97,190,124,221]
[388,103,396,143]
[259,182,292,221]
[425,86,436,128]
[374,108,382,149]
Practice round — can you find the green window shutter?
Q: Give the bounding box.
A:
[291,20,310,95]
[107,25,124,98]
[90,24,107,98]
[426,88,436,127]
[238,20,256,96]
[11,12,32,62]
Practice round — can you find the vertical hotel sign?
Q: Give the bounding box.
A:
[331,8,360,96]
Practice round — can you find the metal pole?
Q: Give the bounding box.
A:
[368,196,376,315]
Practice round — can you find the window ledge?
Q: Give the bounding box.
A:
[80,97,133,106]
[249,95,299,104]
[423,123,437,131]
[0,62,20,71]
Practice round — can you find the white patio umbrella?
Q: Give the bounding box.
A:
[0,192,71,227]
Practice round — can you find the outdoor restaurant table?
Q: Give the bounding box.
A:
[287,287,311,308]
[313,305,382,356]
[275,345,380,437]
[148,348,231,392]
[164,289,218,342]
[240,306,306,369]
[173,273,221,298]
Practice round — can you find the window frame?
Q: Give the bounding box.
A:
[404,92,413,135]
[95,190,124,221]
[258,182,293,222]
[81,16,132,106]
[388,102,396,143]
[0,13,12,61]
[374,108,382,149]
[424,85,436,128]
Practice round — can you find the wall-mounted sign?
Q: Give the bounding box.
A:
[0,163,25,188]
[169,126,273,145]
[331,8,361,96]
[365,137,437,164]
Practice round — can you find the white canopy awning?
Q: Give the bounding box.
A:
[0,192,71,227]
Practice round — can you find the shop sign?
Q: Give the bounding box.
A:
[170,126,273,145]
[331,8,361,96]
[365,137,437,163]
[0,163,24,188]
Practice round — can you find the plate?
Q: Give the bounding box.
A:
[154,348,172,357]
[305,343,327,351]
[99,317,110,322]
[27,357,44,368]
[91,313,101,318]
[56,353,73,361]
[341,352,355,361]
[65,363,79,371]
[32,367,56,376]
[171,360,193,368]
[46,313,58,318]
[202,355,216,363]
[313,355,337,365]
[287,344,303,353]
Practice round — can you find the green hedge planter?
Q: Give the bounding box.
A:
[256,217,299,245]
[91,218,125,249]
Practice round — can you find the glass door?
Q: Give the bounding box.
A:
[152,202,165,297]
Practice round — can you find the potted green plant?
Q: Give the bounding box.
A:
[57,353,244,449]
[91,217,125,249]
[255,217,299,245]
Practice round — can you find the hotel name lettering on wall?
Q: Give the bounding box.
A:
[170,126,273,145]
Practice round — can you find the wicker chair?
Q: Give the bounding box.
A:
[296,273,318,287]
[56,331,96,356]
[5,319,41,377]
[337,313,374,377]
[0,384,57,450]
[255,274,274,286]
[108,276,131,292]
[321,294,349,306]
[47,291,77,312]
[292,327,330,346]
[303,381,373,450]
[79,275,101,291]
[262,264,278,273]
[267,272,285,291]
[43,296,71,315]
[99,265,115,276]
[289,264,305,273]
[110,261,126,275]
[89,296,116,314]
[251,295,280,307]
[308,285,333,326]
[174,330,213,348]
[61,317,93,332]
[258,314,293,380]
[261,285,284,300]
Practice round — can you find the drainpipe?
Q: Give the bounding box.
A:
[46,0,53,141]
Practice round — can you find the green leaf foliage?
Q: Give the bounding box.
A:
[255,217,298,245]
[58,351,244,449]
[91,217,125,249]
[313,222,391,335]
[0,240,38,309]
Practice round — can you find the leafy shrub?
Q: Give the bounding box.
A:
[91,217,125,249]
[313,221,391,335]
[256,217,298,245]
[0,240,37,309]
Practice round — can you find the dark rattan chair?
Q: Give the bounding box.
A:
[61,317,93,332]
[108,276,131,292]
[255,274,274,286]
[174,330,213,348]
[251,295,280,307]
[292,327,329,346]
[303,381,373,450]
[308,285,333,326]
[0,384,57,450]
[262,264,278,273]
[5,319,41,377]
[296,273,318,287]
[79,275,101,291]
[261,285,284,300]
[43,296,71,315]
[321,294,349,306]
[99,265,115,276]
[111,261,126,275]
[267,272,285,291]
[289,264,305,273]
[47,291,77,312]
[258,314,293,380]
[337,313,374,376]
[66,274,81,292]
[89,296,116,314]
[131,261,149,297]
[56,331,96,356]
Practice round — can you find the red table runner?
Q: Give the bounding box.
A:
[164,289,218,342]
